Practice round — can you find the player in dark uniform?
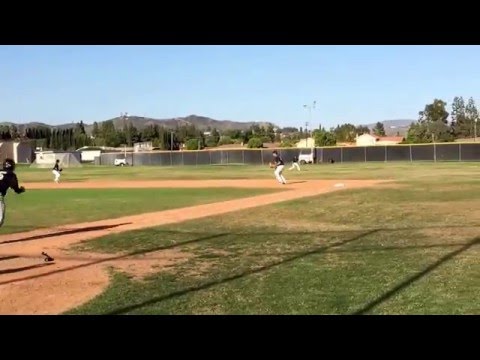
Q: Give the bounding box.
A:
[0,159,26,227]
[289,155,301,171]
[272,150,287,184]
[52,159,62,183]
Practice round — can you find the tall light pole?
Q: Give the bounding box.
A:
[475,118,478,142]
[303,101,316,147]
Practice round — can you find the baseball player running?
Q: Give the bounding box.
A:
[0,159,26,227]
[289,155,301,171]
[52,159,62,183]
[271,150,287,185]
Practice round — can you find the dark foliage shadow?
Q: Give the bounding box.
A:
[0,223,132,245]
[103,229,380,315]
[352,236,480,315]
[0,262,54,275]
[0,233,229,286]
[0,255,20,262]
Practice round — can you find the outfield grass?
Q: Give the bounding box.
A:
[16,162,480,183]
[68,165,480,315]
[0,187,280,235]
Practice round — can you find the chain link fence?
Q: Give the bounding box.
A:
[95,143,480,166]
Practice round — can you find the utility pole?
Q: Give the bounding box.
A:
[303,101,316,147]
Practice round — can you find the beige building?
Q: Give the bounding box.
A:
[356,134,404,146]
[355,134,377,146]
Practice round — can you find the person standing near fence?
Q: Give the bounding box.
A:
[289,155,301,171]
[270,150,287,185]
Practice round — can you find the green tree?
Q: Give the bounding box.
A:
[185,138,201,150]
[279,139,295,148]
[407,99,453,143]
[218,136,234,146]
[247,137,263,148]
[141,125,158,141]
[281,127,299,133]
[205,137,218,147]
[356,125,370,135]
[211,128,220,144]
[92,122,100,138]
[373,122,386,136]
[451,96,466,138]
[464,97,478,138]
[9,125,19,140]
[333,123,357,142]
[419,99,449,124]
[313,129,337,146]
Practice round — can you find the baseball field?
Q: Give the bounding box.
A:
[0,162,479,315]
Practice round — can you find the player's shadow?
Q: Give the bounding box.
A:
[0,223,132,245]
[0,262,54,275]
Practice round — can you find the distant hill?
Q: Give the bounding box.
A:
[0,115,276,135]
[365,119,416,136]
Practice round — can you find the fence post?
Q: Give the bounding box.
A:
[459,143,462,162]
[242,150,245,165]
[384,146,387,162]
[227,150,229,164]
[209,150,212,165]
[341,147,343,163]
[364,147,367,162]
[409,145,412,162]
[261,149,264,165]
[170,151,172,167]
[182,151,184,166]
[195,151,198,166]
[433,143,437,162]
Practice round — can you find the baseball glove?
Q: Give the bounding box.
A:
[269,162,275,168]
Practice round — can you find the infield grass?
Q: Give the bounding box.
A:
[0,187,281,235]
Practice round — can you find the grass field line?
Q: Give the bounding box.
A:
[0,179,386,315]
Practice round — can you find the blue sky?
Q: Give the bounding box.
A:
[1,45,480,129]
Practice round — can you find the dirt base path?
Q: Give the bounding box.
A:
[0,179,386,315]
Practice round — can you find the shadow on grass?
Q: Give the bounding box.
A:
[352,236,480,315]
[103,229,381,315]
[0,233,229,286]
[0,262,54,275]
[2,225,479,314]
[0,223,132,245]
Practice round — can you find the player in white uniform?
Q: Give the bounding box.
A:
[52,159,62,183]
[272,150,287,185]
[289,155,301,171]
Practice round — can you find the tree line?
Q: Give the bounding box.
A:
[0,119,281,151]
[2,96,477,151]
[309,96,480,147]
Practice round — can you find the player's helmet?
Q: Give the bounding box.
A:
[3,158,15,171]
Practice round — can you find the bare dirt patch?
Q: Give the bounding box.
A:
[0,179,386,314]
